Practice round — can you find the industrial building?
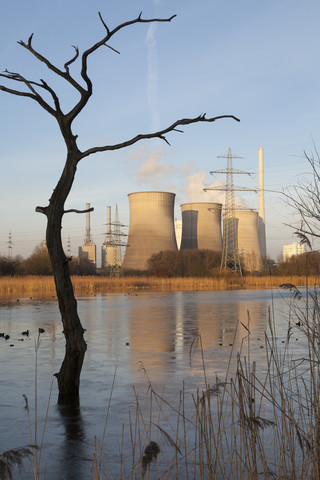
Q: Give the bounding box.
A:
[180,202,222,251]
[122,191,178,270]
[283,242,306,261]
[78,203,96,267]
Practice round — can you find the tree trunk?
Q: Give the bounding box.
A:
[44,148,87,406]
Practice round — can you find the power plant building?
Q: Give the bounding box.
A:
[283,242,306,261]
[122,191,178,271]
[78,203,96,266]
[180,202,222,251]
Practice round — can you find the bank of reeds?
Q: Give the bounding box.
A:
[0,274,318,298]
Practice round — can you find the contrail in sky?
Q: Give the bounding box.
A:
[146,20,160,131]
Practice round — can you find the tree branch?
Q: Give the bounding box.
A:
[0,70,59,116]
[18,35,86,96]
[71,13,177,123]
[4,13,177,127]
[80,114,240,159]
[64,207,94,214]
[64,46,79,73]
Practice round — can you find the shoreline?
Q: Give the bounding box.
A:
[0,274,317,298]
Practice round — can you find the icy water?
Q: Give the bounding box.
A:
[0,289,303,479]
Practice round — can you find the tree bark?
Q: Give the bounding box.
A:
[42,145,87,406]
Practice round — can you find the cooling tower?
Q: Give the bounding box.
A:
[122,191,178,270]
[234,210,263,272]
[180,202,223,251]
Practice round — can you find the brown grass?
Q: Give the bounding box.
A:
[0,274,318,298]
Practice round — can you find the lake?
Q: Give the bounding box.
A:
[0,288,305,479]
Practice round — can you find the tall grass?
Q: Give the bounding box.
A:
[0,274,318,297]
[91,283,320,479]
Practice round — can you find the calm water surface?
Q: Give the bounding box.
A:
[0,288,303,478]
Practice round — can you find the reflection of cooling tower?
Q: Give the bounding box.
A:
[180,203,222,251]
[122,191,178,270]
[234,210,263,272]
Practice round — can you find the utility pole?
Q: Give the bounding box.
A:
[205,148,255,274]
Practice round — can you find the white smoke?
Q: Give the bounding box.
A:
[126,147,249,208]
[184,172,225,204]
[137,149,174,186]
[183,170,249,209]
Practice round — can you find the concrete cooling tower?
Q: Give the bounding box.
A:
[180,202,223,251]
[122,191,178,270]
[234,210,263,272]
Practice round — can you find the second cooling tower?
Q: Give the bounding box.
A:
[180,202,223,251]
[122,191,178,270]
[234,210,263,272]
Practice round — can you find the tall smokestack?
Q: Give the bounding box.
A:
[258,148,267,258]
[85,202,92,244]
[107,205,111,236]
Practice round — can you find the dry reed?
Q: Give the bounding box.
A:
[0,274,318,298]
[92,283,320,479]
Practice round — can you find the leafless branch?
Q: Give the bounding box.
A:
[64,46,79,73]
[103,44,120,54]
[284,148,320,241]
[2,13,178,127]
[64,207,94,214]
[35,206,47,215]
[0,70,59,115]
[80,114,240,159]
[17,35,85,96]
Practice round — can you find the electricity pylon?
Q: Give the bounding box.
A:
[8,232,13,258]
[107,205,127,277]
[205,148,255,275]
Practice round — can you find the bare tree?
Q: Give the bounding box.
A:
[285,148,320,251]
[0,12,239,404]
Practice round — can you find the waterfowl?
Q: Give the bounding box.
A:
[38,328,45,334]
[5,335,10,340]
[22,330,29,336]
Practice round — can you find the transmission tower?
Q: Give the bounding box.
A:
[8,232,13,258]
[103,205,127,277]
[205,148,256,275]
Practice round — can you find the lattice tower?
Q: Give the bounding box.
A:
[8,232,13,258]
[67,237,71,255]
[104,205,127,277]
[205,148,256,274]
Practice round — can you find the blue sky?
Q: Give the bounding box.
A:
[1,0,320,263]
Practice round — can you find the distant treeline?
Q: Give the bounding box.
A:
[2,243,320,277]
